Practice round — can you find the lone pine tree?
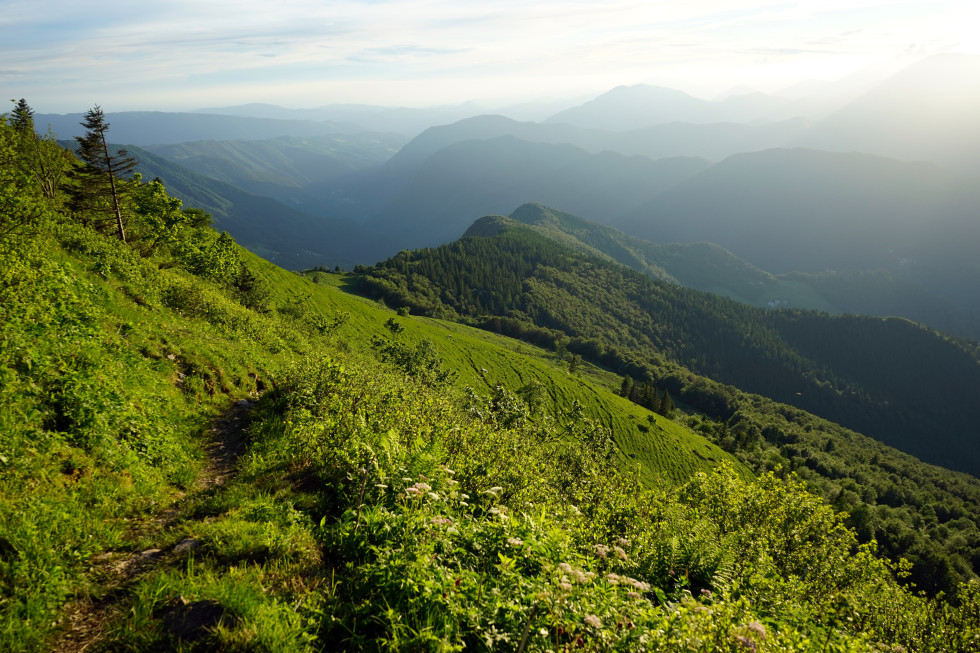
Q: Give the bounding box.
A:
[70,106,137,241]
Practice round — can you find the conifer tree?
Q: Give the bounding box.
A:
[69,106,137,241]
[659,388,675,418]
[10,98,34,132]
[619,375,634,398]
[8,99,71,201]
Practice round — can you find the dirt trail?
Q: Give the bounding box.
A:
[50,399,254,653]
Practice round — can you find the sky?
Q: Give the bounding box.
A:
[2,0,978,113]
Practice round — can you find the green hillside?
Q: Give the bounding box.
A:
[507,202,839,311]
[4,107,980,652]
[356,216,980,594]
[304,273,734,486]
[357,215,980,475]
[508,202,980,338]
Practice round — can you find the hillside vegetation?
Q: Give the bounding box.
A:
[3,106,980,651]
[507,202,976,341]
[356,216,980,595]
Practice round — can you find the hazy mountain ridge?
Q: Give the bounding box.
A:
[365,135,710,249]
[544,84,788,129]
[796,53,980,173]
[387,113,810,169]
[142,132,407,212]
[190,101,492,137]
[36,110,358,145]
[613,148,980,319]
[122,144,396,268]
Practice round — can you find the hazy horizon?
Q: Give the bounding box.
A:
[3,1,978,114]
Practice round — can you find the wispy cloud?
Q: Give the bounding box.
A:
[1,0,973,111]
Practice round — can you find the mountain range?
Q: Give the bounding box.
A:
[38,54,980,338]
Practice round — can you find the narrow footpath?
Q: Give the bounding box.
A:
[50,399,254,653]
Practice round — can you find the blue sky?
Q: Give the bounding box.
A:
[2,0,976,113]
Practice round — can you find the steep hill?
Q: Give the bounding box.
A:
[2,126,741,648]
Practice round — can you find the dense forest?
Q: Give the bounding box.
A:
[3,102,980,651]
[356,216,980,596]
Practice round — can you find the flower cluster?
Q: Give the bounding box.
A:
[404,481,432,498]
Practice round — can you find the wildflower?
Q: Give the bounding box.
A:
[627,591,641,600]
[507,537,524,546]
[700,589,712,599]
[571,569,590,584]
[735,635,757,652]
[559,582,573,592]
[584,614,602,629]
[431,517,453,526]
[615,537,630,547]
[606,573,621,585]
[613,546,628,561]
[558,562,574,574]
[460,493,470,500]
[593,544,610,558]
[746,621,767,639]
[427,492,440,500]
[626,577,650,592]
[402,477,413,483]
[375,484,388,490]
[490,486,503,493]
[539,628,548,636]
[442,467,456,475]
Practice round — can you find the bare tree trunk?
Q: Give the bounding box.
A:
[99,132,126,242]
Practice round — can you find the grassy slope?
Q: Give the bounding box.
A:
[0,230,733,649]
[266,268,739,486]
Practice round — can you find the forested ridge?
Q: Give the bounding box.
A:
[4,102,980,651]
[356,215,980,596]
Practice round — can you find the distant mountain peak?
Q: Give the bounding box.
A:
[545,83,783,130]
